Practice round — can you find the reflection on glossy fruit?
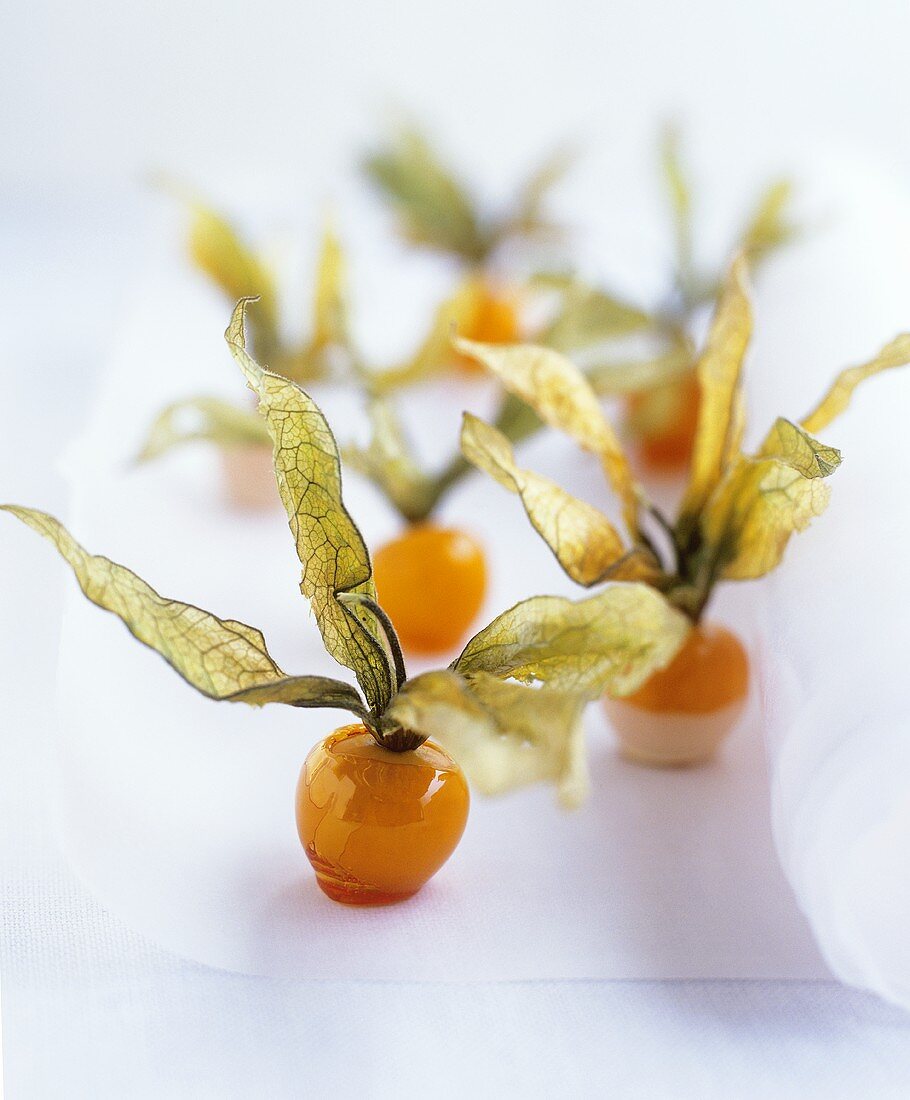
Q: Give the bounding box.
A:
[297,725,470,905]
[604,622,749,766]
[220,443,278,510]
[454,285,522,374]
[373,523,487,654]
[626,372,701,473]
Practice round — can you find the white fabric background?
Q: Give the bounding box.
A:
[5,168,910,1095]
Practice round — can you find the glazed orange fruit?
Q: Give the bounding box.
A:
[297,725,470,905]
[627,373,701,472]
[623,622,749,715]
[373,523,487,654]
[454,287,522,374]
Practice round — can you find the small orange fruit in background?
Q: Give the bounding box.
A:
[297,724,470,905]
[453,284,522,375]
[604,622,749,767]
[626,372,701,473]
[373,523,487,654]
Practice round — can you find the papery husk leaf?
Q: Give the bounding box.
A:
[701,455,832,581]
[182,196,278,333]
[309,221,349,352]
[362,126,487,261]
[461,413,653,586]
[225,299,395,717]
[136,396,270,462]
[382,669,589,806]
[344,398,434,522]
[660,124,694,292]
[800,334,910,435]
[0,505,370,718]
[679,254,752,523]
[537,276,654,353]
[508,146,574,237]
[453,338,641,531]
[759,417,841,477]
[586,341,694,397]
[453,586,689,698]
[739,179,797,267]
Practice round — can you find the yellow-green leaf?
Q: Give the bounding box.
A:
[800,333,910,435]
[585,340,695,397]
[660,123,694,292]
[453,586,689,698]
[508,146,574,239]
[453,338,641,531]
[382,669,589,806]
[308,221,349,352]
[1,505,369,718]
[182,195,278,332]
[701,456,831,581]
[461,413,652,586]
[344,398,434,522]
[362,125,487,262]
[225,299,395,717]
[136,396,270,462]
[679,254,752,524]
[537,276,654,353]
[759,417,841,477]
[739,179,797,267]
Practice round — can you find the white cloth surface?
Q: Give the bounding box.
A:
[4,171,910,1097]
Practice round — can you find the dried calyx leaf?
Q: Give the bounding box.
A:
[507,145,575,245]
[173,188,281,361]
[461,413,655,586]
[0,505,371,719]
[454,338,642,534]
[362,122,567,266]
[344,398,437,524]
[514,128,797,417]
[453,587,689,698]
[677,253,752,533]
[660,124,695,302]
[739,180,798,267]
[225,298,398,719]
[383,669,590,807]
[307,220,349,354]
[800,334,910,435]
[460,256,910,625]
[136,396,270,463]
[363,125,489,262]
[535,274,655,354]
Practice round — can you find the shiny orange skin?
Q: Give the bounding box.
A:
[297,725,470,905]
[626,373,701,472]
[373,523,487,655]
[623,622,749,715]
[454,288,522,374]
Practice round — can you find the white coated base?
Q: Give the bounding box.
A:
[606,698,747,767]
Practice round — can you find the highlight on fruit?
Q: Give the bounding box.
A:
[1,300,689,905]
[458,252,910,765]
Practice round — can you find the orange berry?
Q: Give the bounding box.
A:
[297,725,470,905]
[626,373,701,473]
[454,287,522,375]
[604,623,749,767]
[373,523,487,655]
